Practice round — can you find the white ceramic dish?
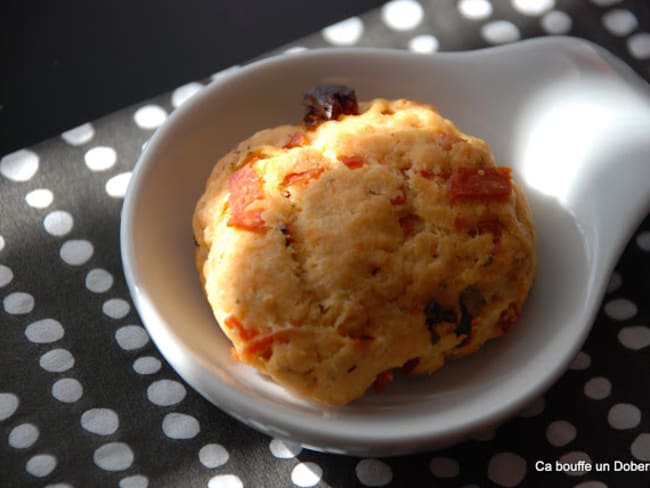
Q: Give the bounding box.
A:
[121,37,650,456]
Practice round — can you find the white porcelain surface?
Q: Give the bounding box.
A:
[121,37,650,456]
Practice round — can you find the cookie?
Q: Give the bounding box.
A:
[193,89,536,405]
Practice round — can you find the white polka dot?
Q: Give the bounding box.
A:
[546,420,576,447]
[631,433,650,461]
[541,10,572,34]
[102,298,130,319]
[208,474,243,488]
[134,105,168,129]
[61,123,95,145]
[0,264,14,287]
[26,454,57,478]
[519,396,545,417]
[60,239,94,266]
[487,452,527,487]
[637,231,650,251]
[608,403,641,429]
[199,443,230,468]
[9,423,39,448]
[119,475,149,488]
[355,458,393,486]
[408,34,439,53]
[481,20,521,44]
[81,408,119,435]
[602,9,638,36]
[25,318,64,343]
[85,268,114,293]
[51,378,83,403]
[458,0,493,20]
[171,82,204,108]
[584,377,611,400]
[429,456,459,478]
[557,451,592,476]
[43,210,74,236]
[322,17,364,46]
[382,0,423,31]
[569,351,591,370]
[133,356,162,375]
[618,325,650,350]
[0,392,19,421]
[147,379,186,406]
[291,462,323,487]
[84,146,117,171]
[106,171,132,198]
[604,298,637,320]
[0,235,4,252]
[94,442,134,471]
[162,413,200,439]
[269,438,302,459]
[511,0,554,16]
[3,291,35,314]
[1,149,39,182]
[115,325,149,350]
[628,33,650,60]
[39,348,75,372]
[590,0,621,6]
[25,188,54,208]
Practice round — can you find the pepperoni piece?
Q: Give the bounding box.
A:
[227,162,266,231]
[448,166,512,202]
[283,132,308,149]
[338,155,365,169]
[283,167,324,186]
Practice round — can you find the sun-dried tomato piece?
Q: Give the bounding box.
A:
[242,331,290,360]
[338,155,365,169]
[227,162,266,231]
[448,166,512,202]
[303,84,359,128]
[401,357,420,375]
[283,167,324,186]
[424,300,456,329]
[399,214,419,236]
[373,370,394,393]
[224,315,258,341]
[283,132,308,149]
[390,186,407,205]
[497,303,520,333]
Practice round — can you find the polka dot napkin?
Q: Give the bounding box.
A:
[1,1,649,487]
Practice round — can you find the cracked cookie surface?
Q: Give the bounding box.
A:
[193,98,536,405]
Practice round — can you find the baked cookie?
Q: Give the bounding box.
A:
[193,86,536,405]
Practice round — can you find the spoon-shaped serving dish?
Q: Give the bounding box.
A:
[121,36,650,456]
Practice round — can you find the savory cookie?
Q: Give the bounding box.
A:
[193,88,536,405]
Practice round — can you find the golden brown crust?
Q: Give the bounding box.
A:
[193,98,536,405]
